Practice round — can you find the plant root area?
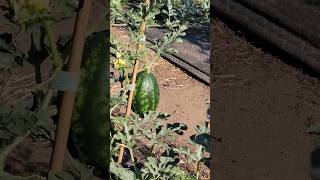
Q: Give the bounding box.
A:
[212,18,320,179]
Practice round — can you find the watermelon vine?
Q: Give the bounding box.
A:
[0,0,108,179]
[110,0,210,179]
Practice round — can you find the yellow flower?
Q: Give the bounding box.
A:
[28,0,49,11]
[14,0,49,12]
[11,0,49,27]
[113,58,127,70]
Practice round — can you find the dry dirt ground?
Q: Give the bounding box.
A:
[212,18,320,179]
[154,58,210,143]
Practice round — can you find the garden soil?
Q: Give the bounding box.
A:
[212,18,320,179]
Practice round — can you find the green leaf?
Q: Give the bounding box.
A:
[31,27,42,51]
[48,170,75,180]
[50,0,78,19]
[110,162,135,180]
[0,52,15,69]
[6,119,28,136]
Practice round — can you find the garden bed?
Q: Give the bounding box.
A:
[111,26,210,179]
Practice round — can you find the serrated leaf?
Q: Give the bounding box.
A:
[110,162,135,180]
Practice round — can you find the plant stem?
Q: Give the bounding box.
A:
[148,27,183,68]
[42,88,53,109]
[123,147,138,178]
[40,23,63,110]
[45,23,63,69]
[125,69,129,84]
[129,148,135,163]
[111,23,127,27]
[150,144,155,153]
[117,144,125,163]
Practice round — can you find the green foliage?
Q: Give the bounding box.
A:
[174,120,210,178]
[110,0,188,69]
[0,101,56,146]
[4,0,78,29]
[111,0,128,24]
[140,156,193,180]
[110,156,196,180]
[110,161,136,180]
[110,0,210,179]
[0,0,109,179]
[172,0,210,27]
[175,120,210,163]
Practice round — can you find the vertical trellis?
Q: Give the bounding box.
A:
[117,0,151,164]
[50,0,93,172]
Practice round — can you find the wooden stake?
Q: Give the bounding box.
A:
[125,1,149,116]
[50,0,93,172]
[121,1,150,163]
[196,160,201,179]
[129,148,135,163]
[125,60,139,116]
[117,144,126,163]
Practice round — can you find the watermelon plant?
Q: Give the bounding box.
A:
[0,0,109,179]
[110,0,210,179]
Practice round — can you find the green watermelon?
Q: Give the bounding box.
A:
[132,70,160,115]
[69,31,110,172]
